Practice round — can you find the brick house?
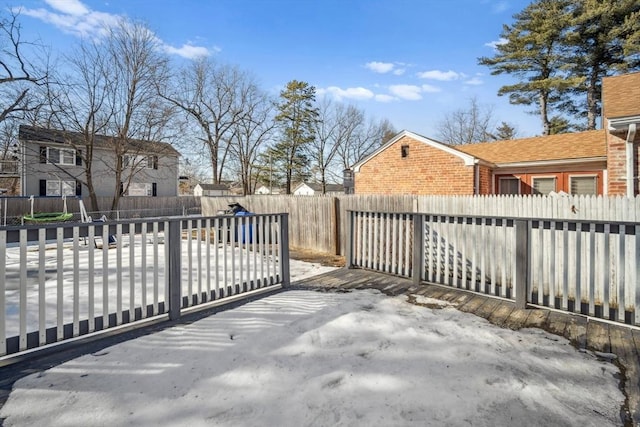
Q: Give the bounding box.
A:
[352,72,640,197]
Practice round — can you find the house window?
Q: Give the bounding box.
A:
[123,154,158,169]
[401,145,409,158]
[570,176,597,195]
[498,177,520,195]
[123,182,157,196]
[40,179,79,196]
[40,146,77,165]
[532,177,556,195]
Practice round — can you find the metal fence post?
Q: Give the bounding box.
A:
[167,218,182,320]
[279,213,291,287]
[412,213,424,285]
[345,210,354,269]
[515,219,529,309]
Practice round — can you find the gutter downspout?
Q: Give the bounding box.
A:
[626,123,637,198]
[474,160,480,195]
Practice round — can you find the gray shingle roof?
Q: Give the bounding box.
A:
[19,125,180,157]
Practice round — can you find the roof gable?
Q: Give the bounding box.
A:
[352,130,477,172]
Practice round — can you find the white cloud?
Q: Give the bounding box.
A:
[17,0,211,59]
[485,38,508,50]
[365,61,395,74]
[421,84,441,93]
[318,86,375,101]
[162,43,211,60]
[464,77,483,86]
[416,70,461,81]
[45,0,89,15]
[388,84,423,101]
[17,6,119,38]
[374,94,396,103]
[392,68,406,76]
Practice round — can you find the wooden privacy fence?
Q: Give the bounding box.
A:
[347,210,640,326]
[201,194,640,256]
[0,196,202,225]
[0,213,289,358]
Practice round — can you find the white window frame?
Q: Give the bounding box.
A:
[532,176,557,195]
[498,177,520,195]
[46,180,75,196]
[47,147,76,165]
[569,175,598,195]
[125,182,153,196]
[123,155,156,169]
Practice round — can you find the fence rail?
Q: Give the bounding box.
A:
[0,213,289,358]
[347,210,640,326]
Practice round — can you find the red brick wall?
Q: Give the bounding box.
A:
[354,135,475,195]
[478,165,492,194]
[607,130,640,196]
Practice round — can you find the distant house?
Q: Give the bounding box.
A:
[193,183,230,197]
[292,182,344,196]
[19,125,180,197]
[255,185,282,195]
[351,72,640,197]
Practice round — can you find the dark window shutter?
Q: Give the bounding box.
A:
[152,183,157,196]
[76,150,82,166]
[75,181,82,196]
[39,180,46,196]
[120,182,124,196]
[153,155,158,169]
[39,146,47,163]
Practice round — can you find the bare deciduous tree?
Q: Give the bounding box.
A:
[334,115,395,177]
[0,10,50,194]
[436,97,496,145]
[105,20,173,211]
[0,10,49,127]
[227,84,275,195]
[161,59,249,184]
[311,100,369,193]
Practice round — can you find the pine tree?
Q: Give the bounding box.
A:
[479,0,579,136]
[273,80,319,194]
[564,0,640,129]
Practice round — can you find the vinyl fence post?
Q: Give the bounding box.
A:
[168,219,182,321]
[279,213,291,287]
[345,210,354,269]
[412,213,424,285]
[514,219,529,309]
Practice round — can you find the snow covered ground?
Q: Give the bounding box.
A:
[3,235,336,337]
[0,285,624,426]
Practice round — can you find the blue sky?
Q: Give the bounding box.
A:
[13,0,541,139]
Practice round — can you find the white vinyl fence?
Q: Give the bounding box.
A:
[347,210,640,326]
[0,213,289,357]
[201,194,640,256]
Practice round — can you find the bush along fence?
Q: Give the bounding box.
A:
[0,213,289,358]
[346,210,640,326]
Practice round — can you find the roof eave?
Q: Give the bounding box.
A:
[608,115,640,131]
[494,156,607,169]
